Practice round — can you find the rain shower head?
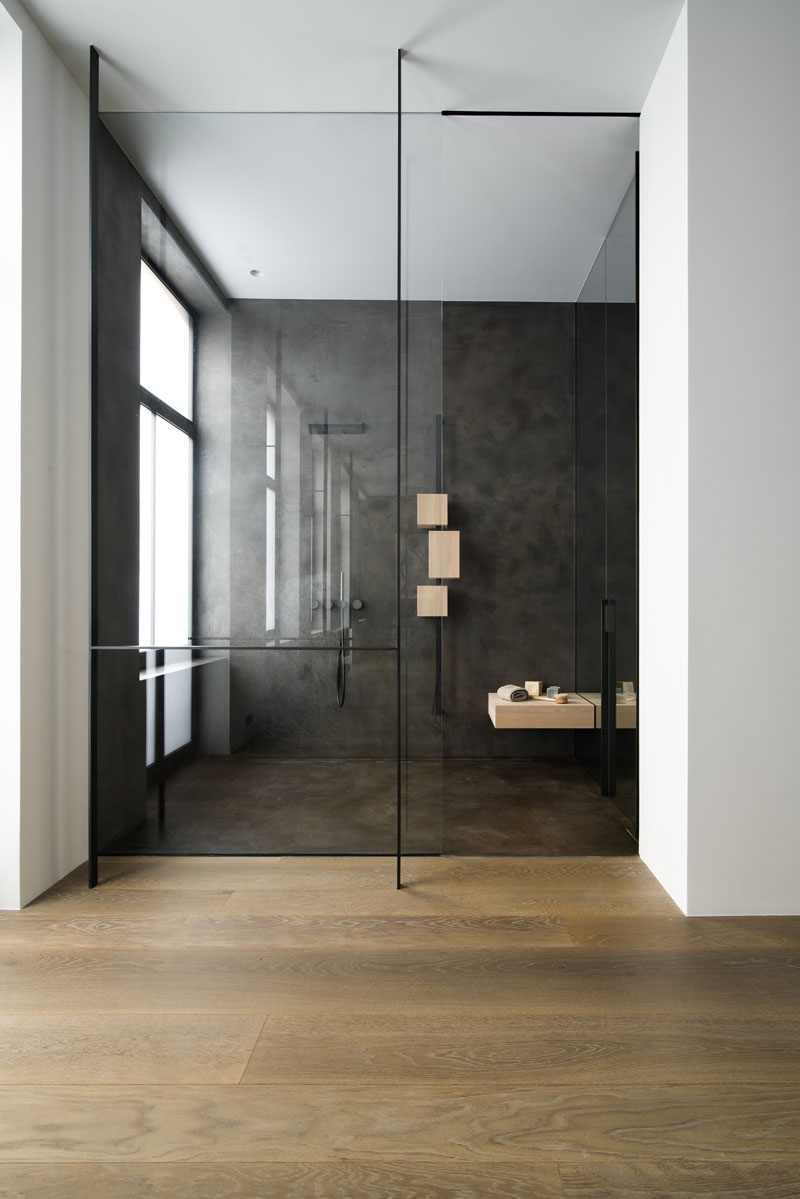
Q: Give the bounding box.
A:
[308,423,366,435]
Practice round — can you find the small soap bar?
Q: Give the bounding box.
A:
[546,686,560,700]
[525,680,542,697]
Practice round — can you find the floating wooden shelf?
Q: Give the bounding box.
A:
[488,691,637,730]
[428,530,460,578]
[417,585,448,617]
[578,693,638,730]
[488,692,595,729]
[417,493,448,528]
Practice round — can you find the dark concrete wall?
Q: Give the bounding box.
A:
[442,303,577,759]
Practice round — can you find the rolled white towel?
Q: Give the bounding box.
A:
[497,684,529,702]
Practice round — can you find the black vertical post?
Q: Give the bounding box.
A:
[88,46,100,888]
[633,149,640,840]
[601,598,617,797]
[396,49,404,889]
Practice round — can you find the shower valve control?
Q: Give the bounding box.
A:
[352,599,363,610]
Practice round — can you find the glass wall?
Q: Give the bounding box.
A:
[575,178,638,825]
[91,59,637,870]
[91,72,444,867]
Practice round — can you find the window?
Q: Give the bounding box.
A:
[139,260,194,761]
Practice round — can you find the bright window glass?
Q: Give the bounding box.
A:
[153,416,193,645]
[266,486,276,632]
[266,405,276,478]
[140,260,193,417]
[139,407,155,646]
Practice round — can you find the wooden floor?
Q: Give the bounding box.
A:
[1,855,800,1197]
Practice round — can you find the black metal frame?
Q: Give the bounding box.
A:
[396,49,404,889]
[88,46,100,887]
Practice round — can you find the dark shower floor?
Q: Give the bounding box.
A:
[105,757,637,856]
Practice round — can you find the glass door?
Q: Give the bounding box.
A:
[90,53,444,879]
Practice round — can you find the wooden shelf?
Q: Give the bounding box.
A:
[488,692,595,729]
[578,693,638,730]
[488,691,638,730]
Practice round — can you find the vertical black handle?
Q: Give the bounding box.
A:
[601,598,617,797]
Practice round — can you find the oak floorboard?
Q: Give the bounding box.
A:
[21,887,232,917]
[565,914,800,949]
[0,1161,563,1199]
[3,945,799,1015]
[1,1085,798,1163]
[2,947,798,1015]
[559,1158,800,1197]
[0,913,573,950]
[221,885,677,917]
[241,1012,800,1086]
[0,1014,265,1084]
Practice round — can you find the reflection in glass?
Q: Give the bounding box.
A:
[140,260,193,417]
[153,417,192,645]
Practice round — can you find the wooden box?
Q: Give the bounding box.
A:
[417,494,448,528]
[417,585,448,617]
[428,530,460,578]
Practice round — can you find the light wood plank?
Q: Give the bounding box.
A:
[222,884,678,917]
[429,530,460,578]
[417,584,448,616]
[0,913,572,950]
[2,947,799,1015]
[417,493,448,527]
[559,1159,800,1197]
[241,1012,800,1087]
[0,1014,264,1084]
[1,1085,798,1162]
[489,693,595,729]
[566,914,800,949]
[0,1161,562,1198]
[96,856,394,892]
[578,692,637,730]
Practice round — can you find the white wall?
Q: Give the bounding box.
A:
[0,0,89,909]
[0,6,23,910]
[638,5,689,911]
[685,0,800,913]
[640,0,800,914]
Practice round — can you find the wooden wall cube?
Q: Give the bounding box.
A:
[417,493,448,528]
[428,530,460,578]
[417,585,448,617]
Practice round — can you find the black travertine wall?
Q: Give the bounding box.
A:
[442,303,577,759]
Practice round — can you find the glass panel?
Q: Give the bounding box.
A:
[441,115,638,854]
[95,648,402,854]
[164,648,192,755]
[576,174,638,834]
[140,260,193,417]
[138,406,154,646]
[400,103,445,856]
[265,485,275,633]
[94,99,445,862]
[153,416,192,645]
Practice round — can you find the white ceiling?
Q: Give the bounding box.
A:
[21,0,676,301]
[104,111,638,301]
[22,0,682,114]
